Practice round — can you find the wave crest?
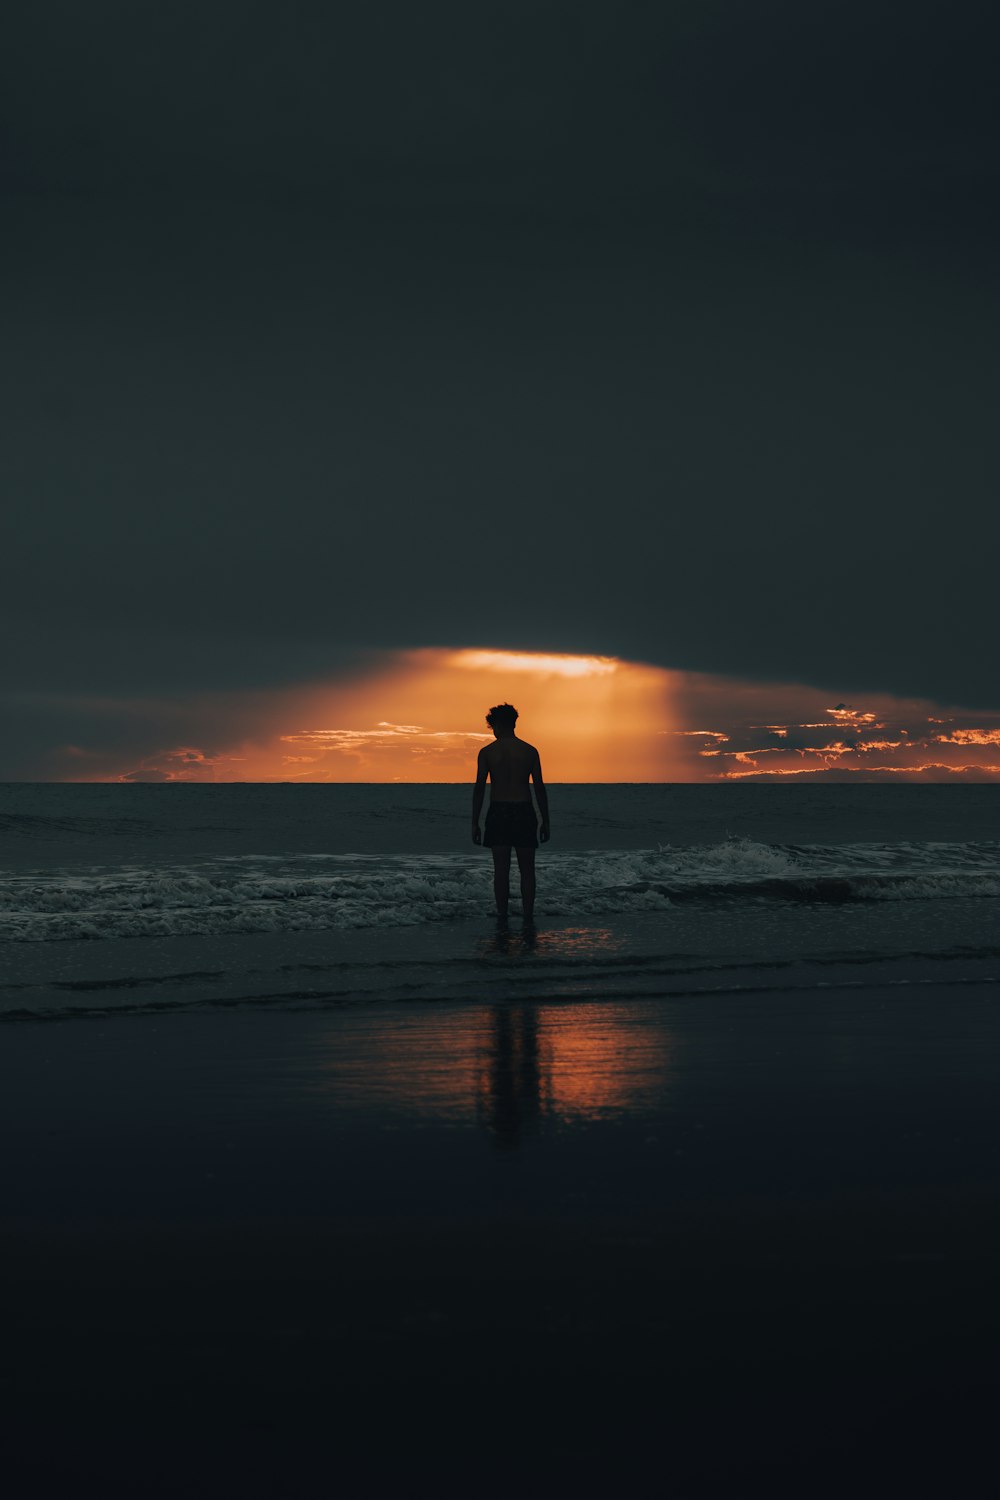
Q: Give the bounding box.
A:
[2,839,1000,942]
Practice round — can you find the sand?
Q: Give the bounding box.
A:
[2,987,999,1496]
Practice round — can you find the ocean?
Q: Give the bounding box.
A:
[5,781,1000,1494]
[3,781,1000,1020]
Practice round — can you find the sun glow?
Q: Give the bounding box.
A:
[449,649,619,678]
[265,647,678,781]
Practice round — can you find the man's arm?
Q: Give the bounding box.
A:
[471,747,489,844]
[532,752,550,843]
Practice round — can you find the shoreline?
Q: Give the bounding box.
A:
[5,899,1000,1021]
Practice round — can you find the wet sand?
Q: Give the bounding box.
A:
[3,989,999,1496]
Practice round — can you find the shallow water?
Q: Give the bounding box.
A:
[2,783,1000,1019]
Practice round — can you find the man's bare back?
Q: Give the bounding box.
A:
[478,735,538,801]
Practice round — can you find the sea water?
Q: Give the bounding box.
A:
[2,782,999,1019]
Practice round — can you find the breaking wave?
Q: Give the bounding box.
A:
[2,839,1000,942]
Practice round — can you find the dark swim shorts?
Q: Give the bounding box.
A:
[483,800,538,849]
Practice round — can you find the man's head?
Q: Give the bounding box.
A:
[485,703,518,736]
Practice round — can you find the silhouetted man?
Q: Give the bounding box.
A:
[471,703,550,921]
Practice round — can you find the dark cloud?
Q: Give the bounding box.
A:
[3,1,999,773]
[4,1,997,210]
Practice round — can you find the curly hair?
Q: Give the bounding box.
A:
[485,703,518,730]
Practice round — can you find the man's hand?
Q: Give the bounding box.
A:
[472,825,482,845]
[539,822,550,844]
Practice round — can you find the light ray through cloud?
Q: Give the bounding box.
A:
[449,650,619,678]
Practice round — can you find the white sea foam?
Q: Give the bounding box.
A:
[3,840,1000,942]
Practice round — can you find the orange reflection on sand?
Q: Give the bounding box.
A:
[480,1003,674,1138]
[475,1003,674,1143]
[542,1006,672,1119]
[305,1012,479,1123]
[309,1002,672,1145]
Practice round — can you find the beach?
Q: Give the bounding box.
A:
[3,784,1000,1493]
[4,993,1000,1495]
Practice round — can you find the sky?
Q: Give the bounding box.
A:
[3,2,998,781]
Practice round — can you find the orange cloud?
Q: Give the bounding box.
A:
[935,728,1000,746]
[663,685,1000,781]
[725,762,1000,781]
[826,704,879,726]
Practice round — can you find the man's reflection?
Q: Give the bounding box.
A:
[310,997,672,1141]
[477,1004,550,1150]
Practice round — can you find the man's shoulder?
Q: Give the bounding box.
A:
[515,737,538,756]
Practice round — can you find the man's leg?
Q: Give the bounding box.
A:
[491,846,512,917]
[515,846,536,921]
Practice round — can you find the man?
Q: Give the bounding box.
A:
[471,703,550,921]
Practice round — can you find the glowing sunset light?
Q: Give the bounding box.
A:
[70,655,1000,784]
[140,646,683,783]
[449,649,619,678]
